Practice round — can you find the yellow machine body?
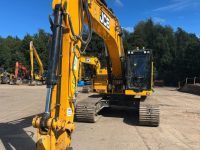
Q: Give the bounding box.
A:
[32,0,154,149]
[79,56,108,93]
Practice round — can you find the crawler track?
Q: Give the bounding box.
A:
[139,97,160,127]
[75,104,100,123]
[75,95,103,123]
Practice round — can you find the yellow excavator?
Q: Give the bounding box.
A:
[32,0,159,149]
[79,56,107,92]
[29,41,45,85]
[79,56,107,80]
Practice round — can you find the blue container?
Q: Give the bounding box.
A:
[78,80,85,87]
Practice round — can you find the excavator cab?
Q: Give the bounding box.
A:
[126,49,152,92]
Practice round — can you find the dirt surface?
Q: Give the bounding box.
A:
[180,84,200,95]
[0,85,200,150]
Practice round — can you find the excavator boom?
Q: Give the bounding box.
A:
[15,61,28,79]
[29,41,44,81]
[32,1,126,149]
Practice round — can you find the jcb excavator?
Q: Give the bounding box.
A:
[32,0,159,149]
[79,56,107,80]
[79,56,107,92]
[29,41,45,85]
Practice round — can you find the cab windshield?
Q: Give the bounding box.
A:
[127,53,150,91]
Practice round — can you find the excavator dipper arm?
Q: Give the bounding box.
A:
[32,0,124,149]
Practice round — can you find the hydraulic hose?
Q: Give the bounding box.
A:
[67,0,92,53]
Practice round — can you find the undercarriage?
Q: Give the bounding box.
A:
[75,94,160,127]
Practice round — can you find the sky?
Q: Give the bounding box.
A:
[0,0,200,38]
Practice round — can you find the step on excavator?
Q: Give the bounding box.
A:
[29,41,45,85]
[32,0,159,149]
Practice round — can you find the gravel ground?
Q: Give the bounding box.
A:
[0,85,200,150]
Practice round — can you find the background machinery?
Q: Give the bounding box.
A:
[32,0,159,149]
[29,41,45,85]
[0,68,14,84]
[0,69,11,84]
[78,56,107,91]
[79,56,107,81]
[0,68,5,84]
[12,61,28,85]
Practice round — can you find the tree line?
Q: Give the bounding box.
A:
[0,19,199,85]
[0,29,50,73]
[123,19,200,85]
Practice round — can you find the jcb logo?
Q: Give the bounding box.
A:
[100,11,110,30]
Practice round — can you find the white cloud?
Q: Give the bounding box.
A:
[153,0,200,12]
[115,0,123,7]
[153,17,166,23]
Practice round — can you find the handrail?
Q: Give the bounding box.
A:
[178,77,200,89]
